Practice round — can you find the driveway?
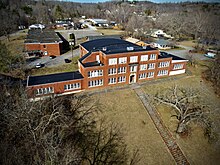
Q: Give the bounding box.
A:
[164,44,210,60]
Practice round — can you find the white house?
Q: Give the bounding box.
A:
[148,29,173,39]
[152,39,172,50]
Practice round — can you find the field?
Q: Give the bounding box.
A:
[96,28,125,36]
[89,61,220,164]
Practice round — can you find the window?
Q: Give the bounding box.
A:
[139,73,147,79]
[108,77,117,84]
[88,79,103,87]
[147,63,155,70]
[130,65,137,72]
[36,87,54,95]
[159,61,170,68]
[118,67,126,74]
[141,55,148,61]
[109,58,117,65]
[64,83,80,91]
[108,68,117,75]
[119,57,127,64]
[140,64,147,70]
[88,70,103,78]
[130,56,138,63]
[158,70,168,76]
[149,54,156,60]
[43,45,46,48]
[173,64,184,70]
[118,76,126,83]
[147,72,154,78]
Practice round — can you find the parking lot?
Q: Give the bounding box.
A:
[26,28,102,69]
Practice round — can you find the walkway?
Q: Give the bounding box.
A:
[133,87,190,165]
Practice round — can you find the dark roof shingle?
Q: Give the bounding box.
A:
[28,71,83,86]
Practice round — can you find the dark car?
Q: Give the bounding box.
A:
[50,55,56,59]
[64,59,72,63]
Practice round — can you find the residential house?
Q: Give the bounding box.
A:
[148,29,173,39]
[152,39,172,50]
[26,38,187,98]
[24,29,64,56]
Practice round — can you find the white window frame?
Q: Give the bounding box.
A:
[159,61,170,68]
[109,58,117,65]
[158,70,168,76]
[108,77,117,84]
[173,64,184,70]
[147,72,154,78]
[140,64,147,71]
[118,67,126,74]
[139,73,147,79]
[88,79,103,87]
[147,63,155,70]
[108,68,117,75]
[64,83,80,91]
[130,65,137,72]
[36,87,54,95]
[130,56,138,63]
[119,57,127,64]
[118,76,126,83]
[149,54,156,60]
[88,70,103,78]
[141,55,148,61]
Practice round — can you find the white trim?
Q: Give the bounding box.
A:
[172,60,188,63]
[169,69,186,75]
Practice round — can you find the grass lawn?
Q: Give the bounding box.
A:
[96,28,125,36]
[91,89,174,165]
[142,62,220,164]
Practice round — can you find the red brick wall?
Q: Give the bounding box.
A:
[25,43,61,56]
[27,79,83,98]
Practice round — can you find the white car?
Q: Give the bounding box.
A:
[35,63,44,68]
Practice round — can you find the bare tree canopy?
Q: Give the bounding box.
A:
[154,85,215,141]
[0,85,139,165]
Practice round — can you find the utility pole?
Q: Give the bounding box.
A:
[69,33,75,61]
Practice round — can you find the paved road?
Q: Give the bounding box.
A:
[164,44,210,61]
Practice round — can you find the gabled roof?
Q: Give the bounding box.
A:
[25,29,63,44]
[27,71,83,86]
[155,39,171,45]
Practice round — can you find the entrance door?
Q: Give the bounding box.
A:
[129,74,136,84]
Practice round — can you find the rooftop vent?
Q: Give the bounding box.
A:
[142,46,147,49]
[102,47,107,51]
[127,47,134,51]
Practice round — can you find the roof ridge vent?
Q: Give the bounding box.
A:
[127,47,134,51]
[102,47,107,51]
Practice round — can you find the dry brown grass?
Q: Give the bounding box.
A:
[91,89,175,165]
[141,63,220,165]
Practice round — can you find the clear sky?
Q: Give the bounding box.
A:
[64,0,220,3]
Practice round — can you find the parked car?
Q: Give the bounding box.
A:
[50,55,56,59]
[64,59,72,63]
[204,52,216,59]
[35,63,45,68]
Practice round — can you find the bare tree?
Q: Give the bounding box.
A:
[154,85,212,138]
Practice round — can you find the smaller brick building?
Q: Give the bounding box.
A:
[24,29,63,56]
